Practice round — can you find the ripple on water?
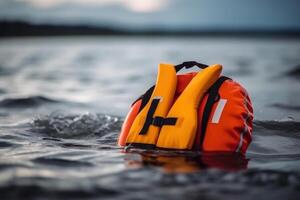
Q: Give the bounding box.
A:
[0,96,61,108]
[32,157,94,168]
[286,64,300,80]
[254,119,300,134]
[0,140,21,148]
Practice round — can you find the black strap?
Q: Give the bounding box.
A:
[131,85,155,113]
[132,61,208,110]
[175,61,208,72]
[199,76,231,149]
[152,116,177,127]
[132,61,208,112]
[139,85,155,112]
[139,98,160,135]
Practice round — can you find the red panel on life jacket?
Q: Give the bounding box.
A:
[195,79,253,154]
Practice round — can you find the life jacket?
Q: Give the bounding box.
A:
[118,61,253,154]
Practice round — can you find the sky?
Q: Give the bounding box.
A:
[0,0,300,30]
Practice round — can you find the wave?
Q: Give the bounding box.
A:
[30,113,122,139]
[270,103,300,111]
[253,119,300,133]
[0,181,119,200]
[0,95,61,108]
[0,65,16,76]
[286,64,300,80]
[0,140,21,148]
[32,157,94,167]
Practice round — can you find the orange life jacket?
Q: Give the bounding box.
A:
[118,62,253,154]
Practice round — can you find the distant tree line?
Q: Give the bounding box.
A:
[1,20,300,37]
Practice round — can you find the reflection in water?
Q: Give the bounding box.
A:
[124,149,248,173]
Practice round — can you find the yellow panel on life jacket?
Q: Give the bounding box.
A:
[156,64,222,150]
[125,63,177,147]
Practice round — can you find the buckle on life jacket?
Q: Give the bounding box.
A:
[138,98,178,134]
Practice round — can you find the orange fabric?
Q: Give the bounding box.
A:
[196,80,253,154]
[118,73,253,154]
[118,100,142,146]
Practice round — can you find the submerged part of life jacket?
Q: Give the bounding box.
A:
[118,61,253,154]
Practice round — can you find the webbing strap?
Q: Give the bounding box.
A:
[139,85,155,112]
[199,76,231,148]
[152,116,177,127]
[131,85,155,112]
[138,98,160,135]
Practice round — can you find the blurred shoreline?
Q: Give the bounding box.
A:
[1,21,300,38]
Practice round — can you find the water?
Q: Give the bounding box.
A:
[0,36,300,199]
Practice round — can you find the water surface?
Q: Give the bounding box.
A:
[0,36,300,199]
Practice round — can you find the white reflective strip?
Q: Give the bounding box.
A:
[236,95,251,152]
[236,124,247,152]
[211,99,227,123]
